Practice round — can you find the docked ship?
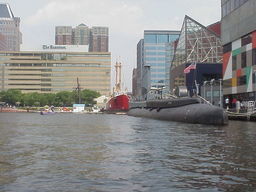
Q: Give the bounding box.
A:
[128,87,228,125]
[105,94,129,113]
[105,61,129,113]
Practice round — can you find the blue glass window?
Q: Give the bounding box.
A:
[151,68,165,72]
[144,34,157,43]
[157,35,168,43]
[169,35,179,42]
[145,46,166,51]
[144,34,179,44]
[151,79,165,84]
[151,73,165,78]
[145,46,156,50]
[145,57,166,61]
[150,63,166,67]
[145,52,166,56]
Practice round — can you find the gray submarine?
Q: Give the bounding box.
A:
[128,87,228,125]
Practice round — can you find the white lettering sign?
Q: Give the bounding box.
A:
[42,45,66,50]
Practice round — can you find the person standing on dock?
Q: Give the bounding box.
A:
[232,98,237,109]
[225,97,229,109]
[236,100,241,113]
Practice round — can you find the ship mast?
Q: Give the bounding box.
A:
[76,77,81,104]
[114,61,122,94]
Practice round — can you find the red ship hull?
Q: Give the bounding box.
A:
[105,94,129,113]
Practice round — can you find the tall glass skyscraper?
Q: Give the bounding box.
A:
[143,30,180,89]
[134,30,180,99]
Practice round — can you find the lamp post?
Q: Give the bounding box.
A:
[219,79,223,108]
[203,81,208,99]
[254,70,256,101]
[210,79,215,105]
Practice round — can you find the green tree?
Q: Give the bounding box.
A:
[0,89,101,107]
[1,89,22,105]
[80,89,100,105]
[0,91,4,101]
[21,92,41,106]
[43,93,56,106]
[55,91,73,106]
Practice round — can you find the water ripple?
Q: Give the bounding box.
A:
[0,113,256,191]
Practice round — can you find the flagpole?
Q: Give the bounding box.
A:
[194,62,198,95]
[183,62,197,95]
[192,62,197,95]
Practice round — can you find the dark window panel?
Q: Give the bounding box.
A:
[252,48,256,66]
[241,52,247,68]
[223,43,232,53]
[238,75,246,86]
[241,34,252,46]
[232,55,237,70]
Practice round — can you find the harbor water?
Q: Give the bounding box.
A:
[0,113,256,191]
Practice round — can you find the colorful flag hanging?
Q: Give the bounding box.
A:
[184,62,197,74]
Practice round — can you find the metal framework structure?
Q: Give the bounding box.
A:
[172,16,223,68]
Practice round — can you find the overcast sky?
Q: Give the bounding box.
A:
[4,0,221,91]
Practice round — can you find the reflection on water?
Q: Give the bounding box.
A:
[0,113,256,191]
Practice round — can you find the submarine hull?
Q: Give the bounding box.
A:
[128,103,228,125]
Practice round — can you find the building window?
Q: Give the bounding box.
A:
[222,0,249,18]
[144,34,157,43]
[231,0,235,11]
[240,0,247,6]
[232,55,237,70]
[20,64,33,67]
[241,52,247,68]
[252,48,256,66]
[253,72,256,84]
[157,35,168,43]
[238,75,246,86]
[223,43,232,53]
[41,88,51,91]
[234,0,240,9]
[227,0,231,14]
[241,34,252,46]
[223,79,232,88]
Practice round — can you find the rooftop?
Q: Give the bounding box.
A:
[0,3,14,19]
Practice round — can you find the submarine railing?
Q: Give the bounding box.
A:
[196,95,212,105]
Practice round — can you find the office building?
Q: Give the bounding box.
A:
[135,30,180,99]
[0,33,7,51]
[0,3,22,51]
[55,26,72,45]
[89,27,109,52]
[72,23,90,45]
[221,0,256,101]
[0,47,111,96]
[134,39,144,98]
[55,25,108,52]
[144,30,180,89]
[170,16,223,96]
[132,68,137,96]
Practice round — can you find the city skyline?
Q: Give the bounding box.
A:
[55,25,109,52]
[3,0,221,91]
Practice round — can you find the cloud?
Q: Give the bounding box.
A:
[25,0,144,36]
[19,0,220,91]
[22,0,146,90]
